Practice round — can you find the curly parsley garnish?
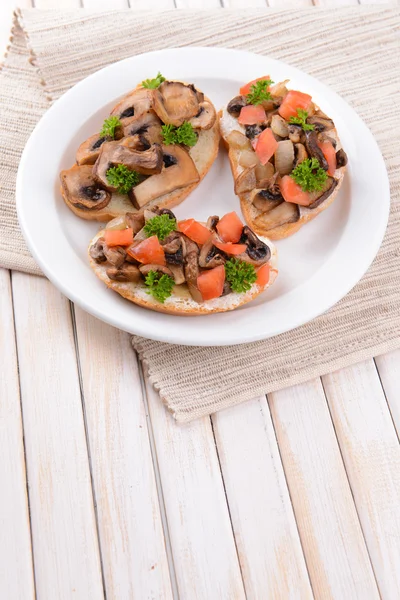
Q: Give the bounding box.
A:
[143,214,177,241]
[100,116,122,139]
[289,109,315,131]
[225,258,257,293]
[246,79,274,106]
[142,72,166,89]
[106,165,139,194]
[291,157,328,192]
[161,122,198,147]
[145,271,175,303]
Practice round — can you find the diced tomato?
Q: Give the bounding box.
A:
[256,263,270,287]
[278,90,312,121]
[178,219,211,245]
[104,228,133,247]
[279,175,313,207]
[317,139,336,176]
[126,235,165,266]
[216,212,243,243]
[197,265,225,301]
[213,241,247,255]
[238,105,266,125]
[254,128,278,165]
[240,75,271,96]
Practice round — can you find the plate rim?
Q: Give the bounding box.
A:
[16,46,390,346]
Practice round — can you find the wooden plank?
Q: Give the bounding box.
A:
[12,273,104,600]
[212,398,313,599]
[144,377,246,600]
[0,270,35,600]
[269,379,380,599]
[323,361,400,598]
[375,351,400,437]
[73,307,173,600]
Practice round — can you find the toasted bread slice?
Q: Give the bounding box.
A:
[219,106,347,240]
[88,230,278,316]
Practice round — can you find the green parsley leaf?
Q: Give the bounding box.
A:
[225,258,257,293]
[161,122,198,147]
[100,116,122,139]
[291,157,328,193]
[289,109,315,131]
[144,271,175,303]
[106,165,139,195]
[246,79,274,106]
[142,72,166,89]
[143,214,177,241]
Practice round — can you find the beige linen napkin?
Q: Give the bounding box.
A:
[1,7,399,421]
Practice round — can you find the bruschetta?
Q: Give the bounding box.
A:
[219,76,348,239]
[88,208,278,315]
[60,73,220,222]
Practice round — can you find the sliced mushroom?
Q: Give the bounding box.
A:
[274,140,295,175]
[305,130,329,170]
[307,113,335,132]
[106,263,141,282]
[153,81,200,127]
[271,115,289,138]
[288,124,304,144]
[168,264,185,285]
[103,245,126,268]
[199,237,226,269]
[76,134,110,166]
[89,238,107,263]
[139,264,173,277]
[255,162,275,187]
[93,141,164,191]
[155,207,177,219]
[185,250,202,302]
[254,202,300,231]
[336,148,348,168]
[60,165,111,210]
[206,216,219,231]
[129,145,200,209]
[122,111,163,146]
[227,96,247,118]
[253,192,283,214]
[110,87,152,122]
[252,173,283,209]
[294,143,308,168]
[189,102,216,130]
[235,166,257,194]
[125,211,145,234]
[308,177,337,209]
[163,232,185,266]
[238,226,271,265]
[245,124,265,140]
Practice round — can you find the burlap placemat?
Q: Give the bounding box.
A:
[1,7,399,421]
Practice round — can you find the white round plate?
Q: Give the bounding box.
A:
[17,47,389,346]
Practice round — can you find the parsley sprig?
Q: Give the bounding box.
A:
[225,258,257,293]
[291,157,328,193]
[145,271,175,303]
[100,116,122,139]
[106,165,139,194]
[144,214,177,241]
[289,109,314,131]
[162,122,198,147]
[246,79,274,106]
[142,72,166,89]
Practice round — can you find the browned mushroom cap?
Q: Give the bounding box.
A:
[227,96,247,118]
[76,134,110,166]
[123,111,163,147]
[252,172,283,211]
[294,143,308,168]
[254,202,300,231]
[129,145,200,209]
[152,81,200,127]
[110,87,152,122]
[199,237,226,269]
[93,140,164,191]
[107,263,141,282]
[103,246,126,268]
[60,165,111,210]
[139,264,173,277]
[235,166,257,194]
[206,216,219,231]
[89,238,107,263]
[308,177,337,209]
[307,112,335,132]
[336,148,348,168]
[288,124,304,145]
[305,131,329,171]
[189,102,216,130]
[125,211,145,234]
[237,226,271,266]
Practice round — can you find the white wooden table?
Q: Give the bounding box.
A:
[1,0,400,598]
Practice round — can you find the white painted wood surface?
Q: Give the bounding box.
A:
[1,0,400,598]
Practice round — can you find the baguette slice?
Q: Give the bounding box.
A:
[219,107,347,240]
[61,86,220,222]
[88,230,278,316]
